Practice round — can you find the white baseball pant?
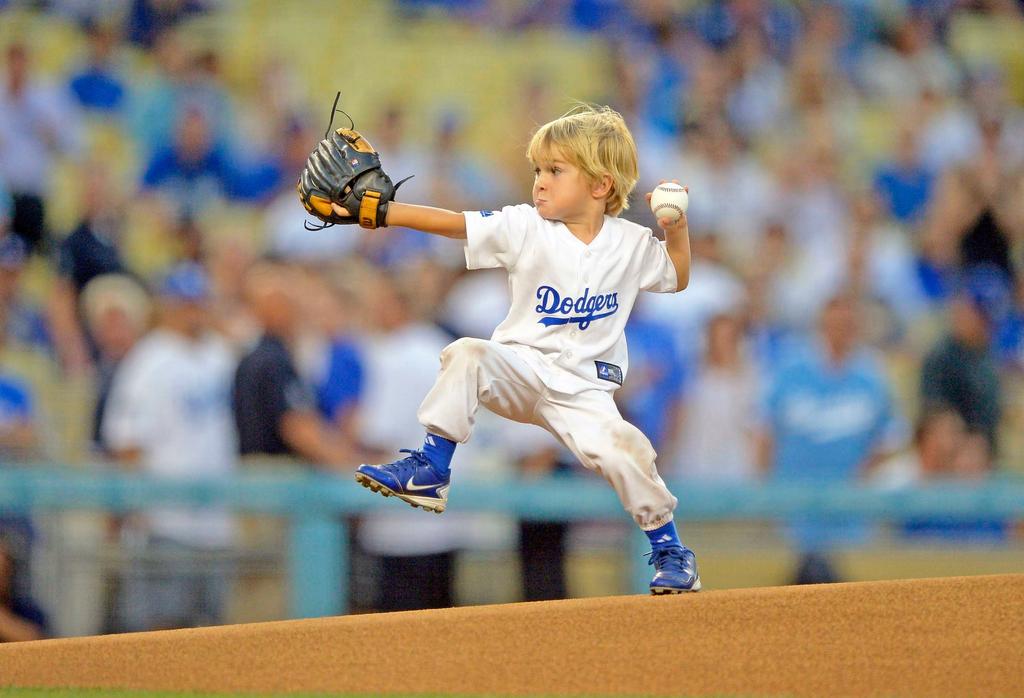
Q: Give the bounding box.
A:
[417,337,677,530]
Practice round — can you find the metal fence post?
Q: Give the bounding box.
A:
[288,513,344,618]
[630,527,651,595]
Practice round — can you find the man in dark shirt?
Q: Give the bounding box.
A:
[0,536,46,642]
[920,266,1006,459]
[232,261,351,465]
[230,262,356,618]
[57,215,125,294]
[51,167,130,373]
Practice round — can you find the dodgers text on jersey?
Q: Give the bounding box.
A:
[534,285,619,330]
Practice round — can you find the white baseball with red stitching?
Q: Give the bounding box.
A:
[650,183,688,222]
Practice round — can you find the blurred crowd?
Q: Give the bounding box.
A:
[1,0,1023,636]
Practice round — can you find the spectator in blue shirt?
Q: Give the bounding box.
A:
[873,125,934,225]
[690,0,801,60]
[0,372,35,461]
[0,234,50,355]
[0,234,45,467]
[68,22,127,114]
[142,106,238,213]
[637,21,689,140]
[758,289,904,583]
[620,312,687,455]
[318,340,364,427]
[143,105,279,213]
[128,33,235,158]
[303,274,364,431]
[126,0,210,49]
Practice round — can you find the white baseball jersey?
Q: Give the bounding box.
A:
[463,204,679,394]
[103,329,238,548]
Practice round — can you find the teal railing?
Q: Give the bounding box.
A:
[2,466,1023,617]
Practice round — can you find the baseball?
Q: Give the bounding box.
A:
[650,183,689,222]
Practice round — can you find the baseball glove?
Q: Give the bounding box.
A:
[297,94,407,230]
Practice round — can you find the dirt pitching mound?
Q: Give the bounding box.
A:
[2,574,1022,697]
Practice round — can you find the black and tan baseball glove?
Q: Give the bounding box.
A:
[297,94,408,230]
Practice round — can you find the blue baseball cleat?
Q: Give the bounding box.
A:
[648,545,702,594]
[355,449,450,513]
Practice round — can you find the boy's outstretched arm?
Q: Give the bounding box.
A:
[645,182,691,292]
[332,202,467,239]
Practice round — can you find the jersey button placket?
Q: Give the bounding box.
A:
[573,249,590,346]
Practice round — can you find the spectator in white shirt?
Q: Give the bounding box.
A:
[676,312,761,483]
[354,268,467,611]
[0,44,83,253]
[102,262,238,631]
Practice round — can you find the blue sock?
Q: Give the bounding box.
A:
[645,521,681,553]
[421,432,456,477]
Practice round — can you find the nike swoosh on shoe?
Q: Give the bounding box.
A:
[405,475,442,492]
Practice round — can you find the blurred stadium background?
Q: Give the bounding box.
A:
[0,0,1023,641]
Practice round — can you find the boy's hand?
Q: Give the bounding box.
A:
[646,179,689,235]
[647,179,691,292]
[297,125,399,230]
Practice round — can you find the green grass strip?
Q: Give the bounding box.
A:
[0,690,474,698]
[0,689,764,698]
[0,691,491,698]
[1,690,479,698]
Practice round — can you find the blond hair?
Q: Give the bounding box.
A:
[527,104,639,216]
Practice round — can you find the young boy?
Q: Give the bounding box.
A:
[341,105,700,593]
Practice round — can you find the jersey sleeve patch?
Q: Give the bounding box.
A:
[463,205,529,271]
[595,360,623,385]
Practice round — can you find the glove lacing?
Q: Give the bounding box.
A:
[303,91,413,231]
